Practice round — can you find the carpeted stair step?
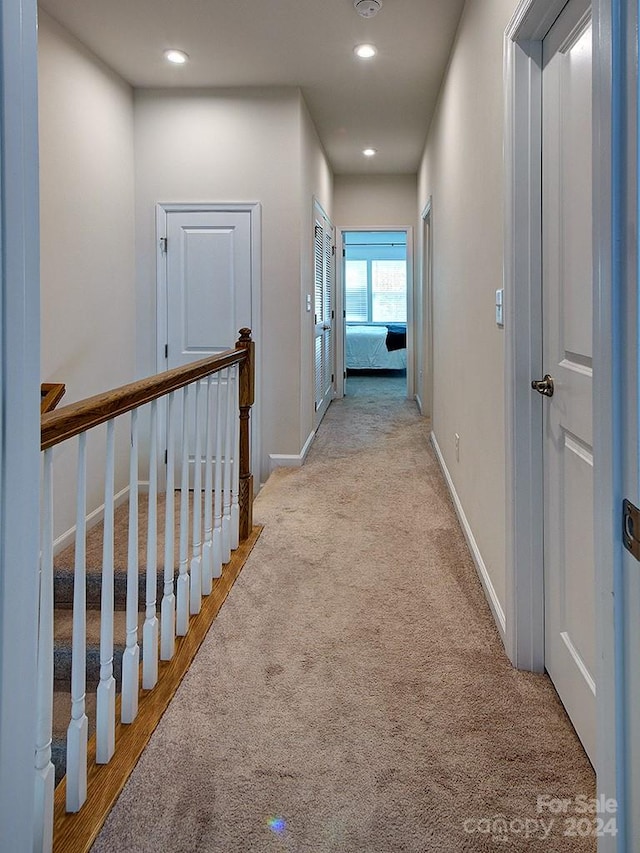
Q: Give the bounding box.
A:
[51,690,98,786]
[54,609,146,692]
[54,566,166,612]
[53,493,201,610]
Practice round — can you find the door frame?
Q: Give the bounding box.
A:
[504,0,621,841]
[418,199,434,417]
[311,197,335,426]
[155,202,262,484]
[0,0,41,848]
[335,226,415,399]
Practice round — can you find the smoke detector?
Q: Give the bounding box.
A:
[354,0,382,18]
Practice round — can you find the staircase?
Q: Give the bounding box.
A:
[52,497,152,783]
[34,330,258,852]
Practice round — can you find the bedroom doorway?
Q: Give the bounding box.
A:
[341,230,408,398]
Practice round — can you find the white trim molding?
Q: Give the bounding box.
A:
[0,0,41,849]
[269,430,316,473]
[335,225,415,400]
[419,199,433,420]
[593,0,631,846]
[431,433,506,639]
[503,0,550,674]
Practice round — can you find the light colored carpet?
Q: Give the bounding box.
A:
[91,374,595,852]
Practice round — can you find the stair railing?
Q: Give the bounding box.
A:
[35,329,255,852]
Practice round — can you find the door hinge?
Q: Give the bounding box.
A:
[342,247,346,257]
[332,245,336,256]
[164,449,168,465]
[164,344,168,359]
[331,374,334,383]
[160,236,168,254]
[331,309,335,319]
[623,499,640,560]
[344,370,347,379]
[343,310,346,319]
[314,401,318,412]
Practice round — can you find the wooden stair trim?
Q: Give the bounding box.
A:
[41,383,66,414]
[52,525,262,853]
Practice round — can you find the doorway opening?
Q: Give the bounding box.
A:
[341,230,408,399]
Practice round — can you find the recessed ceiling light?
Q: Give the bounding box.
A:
[362,148,377,157]
[354,44,377,59]
[164,49,189,65]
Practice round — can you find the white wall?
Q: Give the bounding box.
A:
[333,174,417,228]
[299,95,333,449]
[134,87,332,482]
[417,0,519,615]
[39,11,136,540]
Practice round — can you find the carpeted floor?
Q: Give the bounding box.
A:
[91,374,595,852]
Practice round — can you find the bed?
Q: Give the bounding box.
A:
[345,324,407,370]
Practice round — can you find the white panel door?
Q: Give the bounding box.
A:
[541,0,595,764]
[314,211,335,425]
[163,209,254,480]
[166,210,251,364]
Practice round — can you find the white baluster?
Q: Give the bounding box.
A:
[161,392,176,660]
[190,381,202,614]
[177,386,191,635]
[222,367,234,563]
[66,434,89,811]
[212,373,224,579]
[201,376,214,595]
[143,401,159,690]
[97,420,116,764]
[230,364,240,550]
[34,449,55,852]
[121,411,140,723]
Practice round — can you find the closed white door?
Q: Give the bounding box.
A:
[314,209,335,424]
[540,0,595,764]
[165,210,252,365]
[162,207,258,478]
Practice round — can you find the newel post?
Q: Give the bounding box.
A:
[236,328,254,541]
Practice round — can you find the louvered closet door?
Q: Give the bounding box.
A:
[314,212,335,425]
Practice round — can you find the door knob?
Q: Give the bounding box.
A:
[531,374,555,397]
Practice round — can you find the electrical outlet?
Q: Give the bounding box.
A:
[455,433,460,461]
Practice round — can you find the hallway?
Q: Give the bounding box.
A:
[91,383,594,852]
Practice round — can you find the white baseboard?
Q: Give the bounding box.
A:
[430,431,507,640]
[269,430,316,472]
[415,393,424,415]
[53,484,131,557]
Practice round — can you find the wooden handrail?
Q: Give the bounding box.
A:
[41,346,247,451]
[41,383,66,414]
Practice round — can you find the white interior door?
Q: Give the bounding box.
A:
[162,207,258,479]
[165,210,251,365]
[540,0,595,764]
[313,209,335,425]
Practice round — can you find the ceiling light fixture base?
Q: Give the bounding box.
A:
[354,0,382,19]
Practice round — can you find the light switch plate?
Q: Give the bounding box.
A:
[495,288,504,327]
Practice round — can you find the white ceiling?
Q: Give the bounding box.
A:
[38,0,466,175]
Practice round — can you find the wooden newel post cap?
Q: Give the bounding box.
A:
[238,328,252,344]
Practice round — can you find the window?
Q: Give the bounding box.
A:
[345,260,368,322]
[344,232,407,323]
